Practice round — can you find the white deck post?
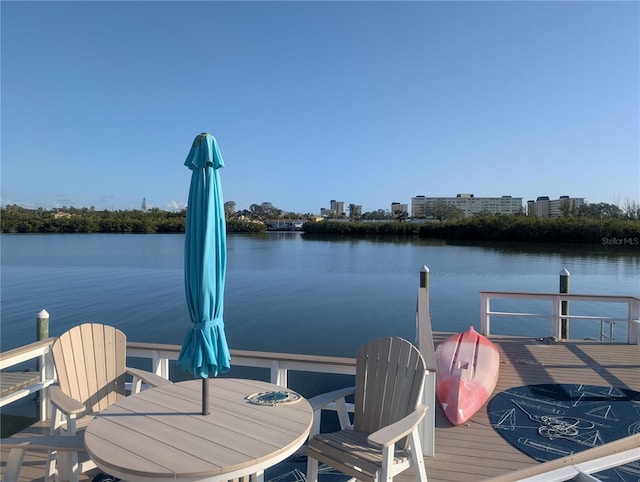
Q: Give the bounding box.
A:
[151,350,169,379]
[42,348,55,421]
[551,295,562,338]
[628,298,640,345]
[270,361,287,387]
[480,292,490,336]
[37,309,51,421]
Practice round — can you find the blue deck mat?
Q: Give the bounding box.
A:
[488,383,640,481]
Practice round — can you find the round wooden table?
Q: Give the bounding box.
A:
[84,378,313,482]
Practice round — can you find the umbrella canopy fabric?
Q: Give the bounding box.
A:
[177,133,231,379]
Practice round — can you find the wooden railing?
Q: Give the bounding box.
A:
[0,266,439,457]
[489,434,640,482]
[125,343,357,385]
[480,291,640,344]
[0,338,55,420]
[0,339,357,420]
[1,339,436,456]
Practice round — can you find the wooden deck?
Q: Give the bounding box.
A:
[410,333,640,482]
[2,333,639,482]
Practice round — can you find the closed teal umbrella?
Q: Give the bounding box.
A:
[177,132,231,415]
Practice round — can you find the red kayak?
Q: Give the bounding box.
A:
[435,326,500,425]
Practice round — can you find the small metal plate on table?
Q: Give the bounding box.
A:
[246,390,302,406]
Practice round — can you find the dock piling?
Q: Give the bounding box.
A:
[420,265,429,297]
[35,309,49,416]
[36,309,49,341]
[560,269,570,339]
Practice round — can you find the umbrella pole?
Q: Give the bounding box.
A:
[202,378,210,415]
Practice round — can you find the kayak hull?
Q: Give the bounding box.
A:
[435,326,500,425]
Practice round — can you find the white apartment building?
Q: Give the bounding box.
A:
[321,200,346,217]
[391,202,408,217]
[411,194,523,218]
[527,196,585,217]
[330,200,346,216]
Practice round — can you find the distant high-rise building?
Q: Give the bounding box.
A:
[411,194,523,218]
[411,196,428,218]
[141,197,147,211]
[391,202,408,218]
[528,196,549,217]
[329,200,346,217]
[527,196,585,217]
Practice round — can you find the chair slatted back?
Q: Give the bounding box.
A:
[353,337,426,448]
[52,323,127,414]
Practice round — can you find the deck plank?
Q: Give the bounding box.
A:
[1,372,41,399]
[2,334,638,482]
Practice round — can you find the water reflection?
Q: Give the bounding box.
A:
[1,234,638,358]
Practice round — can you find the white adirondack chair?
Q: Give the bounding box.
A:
[46,323,171,482]
[306,337,428,482]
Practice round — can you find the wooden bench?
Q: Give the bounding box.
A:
[1,434,85,482]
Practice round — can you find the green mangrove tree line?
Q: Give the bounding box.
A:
[2,203,639,245]
[0,205,266,234]
[302,216,640,245]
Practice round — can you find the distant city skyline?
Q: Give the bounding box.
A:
[2,1,638,214]
[3,191,627,216]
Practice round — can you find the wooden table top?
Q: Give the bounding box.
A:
[84,378,313,482]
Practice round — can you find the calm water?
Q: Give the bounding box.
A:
[2,233,639,357]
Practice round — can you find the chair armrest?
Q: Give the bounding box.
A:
[307,386,355,411]
[308,386,356,434]
[126,367,172,389]
[50,385,86,417]
[368,404,428,448]
[0,434,86,452]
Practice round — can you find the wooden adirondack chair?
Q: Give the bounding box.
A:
[46,323,171,482]
[306,337,428,482]
[1,434,85,482]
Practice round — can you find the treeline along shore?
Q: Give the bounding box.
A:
[303,217,640,245]
[1,205,639,245]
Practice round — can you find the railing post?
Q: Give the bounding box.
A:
[551,295,562,339]
[151,351,170,379]
[36,309,50,421]
[560,269,570,339]
[270,361,288,387]
[418,265,430,345]
[417,265,435,457]
[629,298,640,345]
[42,348,55,421]
[480,292,490,336]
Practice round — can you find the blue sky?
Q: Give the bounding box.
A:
[2,1,638,214]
